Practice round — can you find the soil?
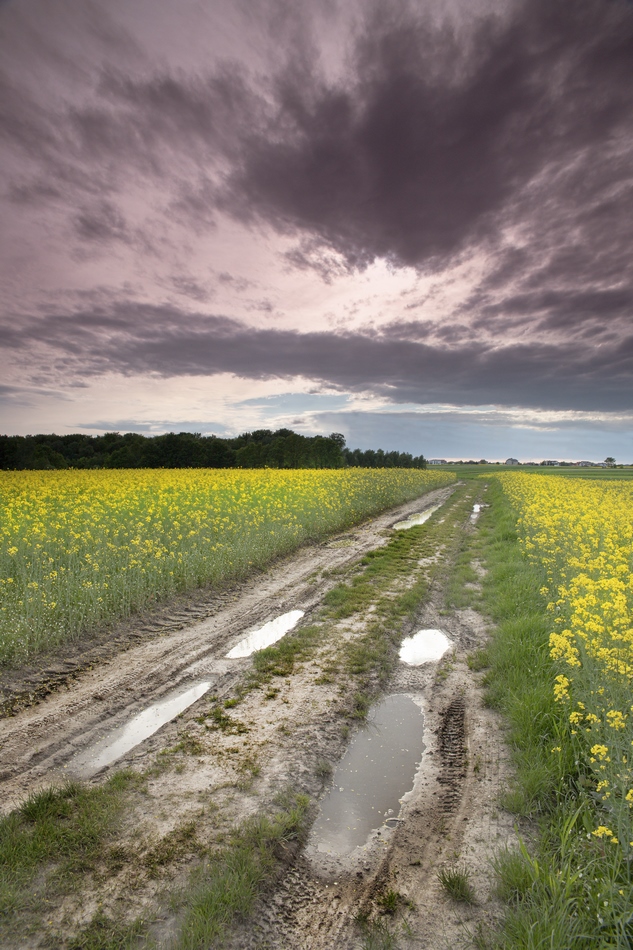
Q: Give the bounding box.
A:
[0,482,519,949]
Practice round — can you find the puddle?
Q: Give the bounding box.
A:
[470,503,482,523]
[225,610,304,658]
[311,694,425,855]
[399,628,451,665]
[72,681,212,777]
[393,504,441,530]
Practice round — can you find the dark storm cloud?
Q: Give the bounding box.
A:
[2,0,633,421]
[73,199,129,243]
[5,1,632,272]
[3,303,632,412]
[214,0,633,271]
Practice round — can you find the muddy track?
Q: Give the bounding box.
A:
[0,485,455,811]
[226,498,518,950]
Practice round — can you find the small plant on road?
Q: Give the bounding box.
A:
[437,864,476,903]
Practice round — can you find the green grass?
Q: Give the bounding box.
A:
[0,772,144,937]
[437,865,476,903]
[440,464,633,480]
[174,792,310,950]
[65,911,150,950]
[474,480,633,949]
[333,483,480,711]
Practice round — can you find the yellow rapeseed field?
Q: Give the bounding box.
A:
[0,467,454,665]
[497,472,633,847]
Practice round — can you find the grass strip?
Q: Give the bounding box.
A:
[474,480,633,949]
[338,482,480,714]
[175,792,309,950]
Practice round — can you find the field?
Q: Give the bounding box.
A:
[481,472,633,947]
[2,466,632,949]
[0,467,454,666]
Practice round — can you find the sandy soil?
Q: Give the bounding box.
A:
[1,482,519,949]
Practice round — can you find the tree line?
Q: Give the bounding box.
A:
[0,430,427,471]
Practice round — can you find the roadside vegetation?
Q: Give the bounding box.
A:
[470,475,633,949]
[0,467,454,665]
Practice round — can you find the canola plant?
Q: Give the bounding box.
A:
[0,467,454,665]
[498,472,633,849]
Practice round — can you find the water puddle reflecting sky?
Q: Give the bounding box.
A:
[225,609,304,658]
[393,505,441,530]
[73,681,212,777]
[470,503,482,523]
[399,629,452,665]
[311,694,425,855]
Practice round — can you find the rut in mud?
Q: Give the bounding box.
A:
[1,481,518,949]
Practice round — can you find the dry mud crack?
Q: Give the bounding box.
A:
[1,483,518,949]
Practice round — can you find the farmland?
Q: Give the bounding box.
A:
[1,467,632,949]
[483,473,633,947]
[0,467,454,666]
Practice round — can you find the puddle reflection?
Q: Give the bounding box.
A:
[225,610,304,659]
[399,629,451,665]
[73,681,212,777]
[393,505,441,530]
[311,694,425,855]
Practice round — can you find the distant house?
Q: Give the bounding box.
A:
[428,459,447,465]
[575,461,595,467]
[542,460,559,466]
[505,458,519,465]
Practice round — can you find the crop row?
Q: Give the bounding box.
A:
[0,468,454,666]
[497,473,633,851]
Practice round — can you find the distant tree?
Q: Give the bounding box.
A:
[605,457,616,466]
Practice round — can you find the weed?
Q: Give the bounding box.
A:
[0,772,142,931]
[357,916,402,950]
[64,909,149,950]
[493,847,536,903]
[172,732,206,755]
[351,691,372,720]
[376,888,401,915]
[315,759,333,780]
[469,920,492,950]
[144,821,200,877]
[437,865,476,903]
[434,651,455,683]
[203,704,249,735]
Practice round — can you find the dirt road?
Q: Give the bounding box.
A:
[1,482,518,949]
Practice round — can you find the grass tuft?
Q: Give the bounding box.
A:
[437,865,476,904]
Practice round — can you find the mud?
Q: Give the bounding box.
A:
[233,602,517,950]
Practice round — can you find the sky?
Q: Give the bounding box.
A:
[1,0,632,462]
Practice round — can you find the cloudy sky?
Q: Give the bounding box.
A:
[1,0,632,461]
